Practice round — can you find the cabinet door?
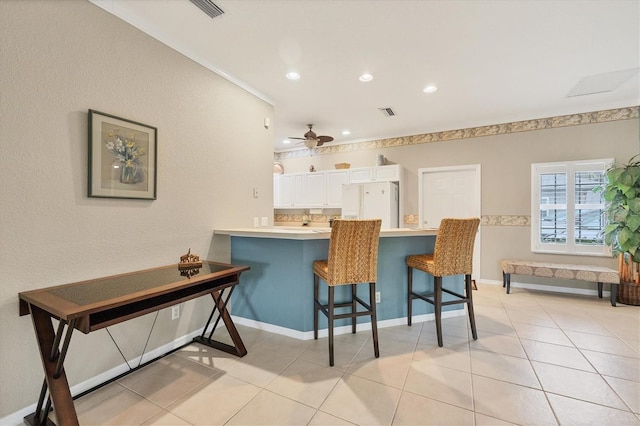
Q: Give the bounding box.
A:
[374,164,401,181]
[325,170,349,206]
[278,174,294,206]
[304,172,326,206]
[292,174,305,206]
[273,175,281,207]
[349,167,373,183]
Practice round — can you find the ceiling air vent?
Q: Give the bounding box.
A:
[379,107,396,117]
[189,0,225,19]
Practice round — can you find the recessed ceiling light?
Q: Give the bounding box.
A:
[359,73,374,82]
[286,72,300,80]
[282,139,291,144]
[423,85,438,93]
[342,130,351,135]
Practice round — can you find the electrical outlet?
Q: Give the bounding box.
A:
[375,292,381,303]
[253,217,259,227]
[261,216,268,226]
[171,305,180,320]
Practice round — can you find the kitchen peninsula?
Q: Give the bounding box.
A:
[214,227,466,338]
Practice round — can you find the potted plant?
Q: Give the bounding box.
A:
[600,154,640,305]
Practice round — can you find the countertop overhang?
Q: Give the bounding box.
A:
[214,227,438,240]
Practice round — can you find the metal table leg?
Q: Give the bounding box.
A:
[193,287,247,356]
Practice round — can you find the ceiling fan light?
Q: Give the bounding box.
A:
[304,139,318,149]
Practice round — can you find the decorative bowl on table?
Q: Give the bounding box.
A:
[335,163,351,169]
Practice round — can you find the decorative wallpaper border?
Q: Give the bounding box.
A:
[274,106,639,160]
[274,214,529,227]
[481,215,530,226]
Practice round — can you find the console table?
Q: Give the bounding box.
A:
[18,261,250,426]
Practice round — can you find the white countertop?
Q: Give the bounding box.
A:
[214,226,438,240]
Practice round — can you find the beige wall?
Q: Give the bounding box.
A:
[0,0,273,417]
[276,117,639,281]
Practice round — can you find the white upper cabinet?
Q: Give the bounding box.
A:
[348,167,373,183]
[304,172,326,206]
[374,164,401,182]
[325,170,349,206]
[273,165,401,209]
[275,173,304,207]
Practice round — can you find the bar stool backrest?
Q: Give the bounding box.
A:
[432,218,480,277]
[325,219,382,286]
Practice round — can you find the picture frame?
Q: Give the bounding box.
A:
[88,109,157,200]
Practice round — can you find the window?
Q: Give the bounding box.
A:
[531,159,613,256]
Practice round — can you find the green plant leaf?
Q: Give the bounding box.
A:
[620,169,637,187]
[604,223,620,233]
[627,164,640,182]
[623,187,637,200]
[603,187,621,202]
[618,227,632,249]
[604,231,616,247]
[627,214,640,232]
[613,206,629,223]
[607,168,624,183]
[629,197,640,214]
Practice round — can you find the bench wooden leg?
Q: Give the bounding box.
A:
[610,283,617,307]
[597,282,603,298]
[503,272,511,294]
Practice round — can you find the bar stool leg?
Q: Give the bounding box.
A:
[351,284,357,334]
[434,276,443,347]
[370,282,380,358]
[314,274,319,340]
[328,286,335,367]
[407,266,413,326]
[466,274,477,340]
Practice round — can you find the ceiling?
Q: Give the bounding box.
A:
[92,0,639,152]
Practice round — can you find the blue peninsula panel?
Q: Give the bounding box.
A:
[231,234,463,333]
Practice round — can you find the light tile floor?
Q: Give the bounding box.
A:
[66,284,639,425]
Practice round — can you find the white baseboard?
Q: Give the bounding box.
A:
[230,309,465,340]
[1,327,208,426]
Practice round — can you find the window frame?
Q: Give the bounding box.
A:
[531,158,613,256]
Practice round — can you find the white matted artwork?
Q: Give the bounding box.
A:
[88,109,157,199]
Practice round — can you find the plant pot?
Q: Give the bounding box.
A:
[616,253,640,305]
[617,281,640,305]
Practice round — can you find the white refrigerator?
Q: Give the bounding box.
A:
[341,181,399,228]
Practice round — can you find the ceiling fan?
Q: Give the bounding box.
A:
[289,124,334,148]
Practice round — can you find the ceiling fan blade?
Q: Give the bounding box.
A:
[318,136,334,143]
[316,140,324,147]
[289,137,306,140]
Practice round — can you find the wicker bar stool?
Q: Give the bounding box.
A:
[407,217,480,347]
[313,219,382,366]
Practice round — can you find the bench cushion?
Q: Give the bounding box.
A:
[501,260,619,284]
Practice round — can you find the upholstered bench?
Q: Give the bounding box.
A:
[501,259,620,306]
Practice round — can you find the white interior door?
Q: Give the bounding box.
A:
[419,165,481,280]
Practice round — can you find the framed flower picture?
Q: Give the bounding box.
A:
[88,110,157,199]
